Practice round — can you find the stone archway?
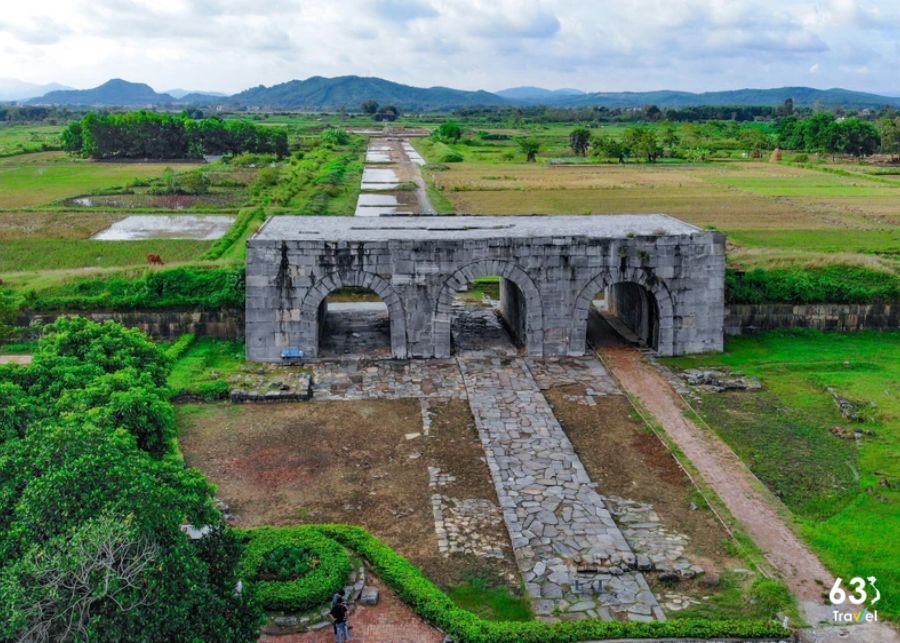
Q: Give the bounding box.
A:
[299,270,408,358]
[569,267,675,355]
[433,259,544,357]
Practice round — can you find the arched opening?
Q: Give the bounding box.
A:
[570,271,674,356]
[601,282,660,349]
[299,271,408,359]
[433,260,543,358]
[317,288,392,358]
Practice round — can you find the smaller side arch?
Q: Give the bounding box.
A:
[433,259,544,357]
[299,270,408,358]
[569,267,675,355]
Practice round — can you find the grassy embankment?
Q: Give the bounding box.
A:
[663,330,899,621]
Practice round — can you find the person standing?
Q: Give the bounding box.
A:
[330,596,349,643]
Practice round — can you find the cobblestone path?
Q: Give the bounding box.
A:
[457,354,664,621]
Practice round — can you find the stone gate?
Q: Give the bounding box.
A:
[245,215,725,361]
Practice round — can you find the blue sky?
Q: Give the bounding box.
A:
[1,0,898,95]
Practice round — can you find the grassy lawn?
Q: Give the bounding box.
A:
[167,337,246,397]
[0,153,201,207]
[448,575,532,621]
[663,330,899,621]
[0,239,212,272]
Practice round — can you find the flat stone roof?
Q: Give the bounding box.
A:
[252,214,701,242]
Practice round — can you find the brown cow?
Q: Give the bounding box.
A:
[146,254,165,266]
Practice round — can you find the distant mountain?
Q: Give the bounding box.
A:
[178,92,230,104]
[496,86,585,101]
[223,75,509,111]
[29,79,175,106]
[165,88,227,99]
[542,86,900,109]
[0,79,72,102]
[21,75,900,111]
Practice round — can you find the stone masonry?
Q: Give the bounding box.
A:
[458,354,663,621]
[244,215,726,361]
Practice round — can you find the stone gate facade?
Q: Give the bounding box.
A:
[245,215,725,361]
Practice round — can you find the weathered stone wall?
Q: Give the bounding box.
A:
[16,309,244,340]
[245,215,727,361]
[725,303,898,335]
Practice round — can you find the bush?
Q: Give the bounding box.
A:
[30,266,246,311]
[441,151,464,163]
[237,527,350,612]
[320,128,350,146]
[726,266,900,305]
[315,524,789,642]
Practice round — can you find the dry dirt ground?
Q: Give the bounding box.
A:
[546,388,741,603]
[177,398,519,592]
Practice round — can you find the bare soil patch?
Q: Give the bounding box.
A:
[177,398,517,591]
[0,211,122,240]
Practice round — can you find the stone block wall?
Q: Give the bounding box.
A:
[245,216,726,361]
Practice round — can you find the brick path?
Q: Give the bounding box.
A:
[260,577,443,643]
[457,354,663,621]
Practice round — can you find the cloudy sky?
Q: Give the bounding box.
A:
[1,0,898,95]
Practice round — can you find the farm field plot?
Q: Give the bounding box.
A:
[0,210,123,239]
[662,330,900,621]
[0,124,62,156]
[0,152,201,207]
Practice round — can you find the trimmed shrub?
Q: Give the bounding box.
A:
[315,524,790,642]
[237,527,350,612]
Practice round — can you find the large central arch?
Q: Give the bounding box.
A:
[299,270,408,358]
[569,266,675,356]
[433,259,544,357]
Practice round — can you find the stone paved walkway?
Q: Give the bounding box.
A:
[457,354,664,622]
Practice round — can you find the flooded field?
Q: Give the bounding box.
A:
[92,214,235,240]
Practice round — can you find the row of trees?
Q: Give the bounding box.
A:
[0,318,263,640]
[61,111,288,159]
[777,114,881,158]
[360,100,400,121]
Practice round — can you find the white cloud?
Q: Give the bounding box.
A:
[0,0,897,95]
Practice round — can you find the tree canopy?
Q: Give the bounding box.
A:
[61,111,288,160]
[0,318,263,640]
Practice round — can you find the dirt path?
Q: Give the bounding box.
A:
[0,354,31,365]
[599,343,900,641]
[599,347,832,594]
[356,137,435,216]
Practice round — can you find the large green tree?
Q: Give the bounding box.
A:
[569,127,591,156]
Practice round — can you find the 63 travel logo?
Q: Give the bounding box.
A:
[830,576,881,623]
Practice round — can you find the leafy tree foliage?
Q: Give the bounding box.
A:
[568,126,591,156]
[61,111,288,160]
[320,128,350,146]
[0,319,263,640]
[776,114,880,157]
[879,116,900,159]
[516,136,541,162]
[623,127,662,162]
[434,120,463,143]
[360,99,379,114]
[590,134,629,163]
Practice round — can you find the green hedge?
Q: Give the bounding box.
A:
[726,266,900,305]
[28,266,245,311]
[237,526,350,612]
[202,207,266,261]
[314,524,789,642]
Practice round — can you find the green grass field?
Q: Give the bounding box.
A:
[0,124,63,156]
[0,152,200,207]
[663,330,899,621]
[0,239,212,272]
[168,337,245,398]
